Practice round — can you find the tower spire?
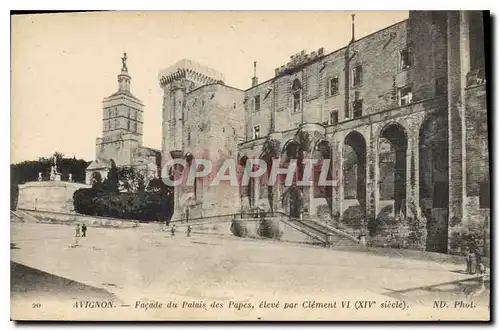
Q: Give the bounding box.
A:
[351,14,356,43]
[251,61,259,87]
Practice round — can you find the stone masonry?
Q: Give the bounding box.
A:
[159,11,489,253]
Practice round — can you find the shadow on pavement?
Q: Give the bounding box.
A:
[11,262,117,301]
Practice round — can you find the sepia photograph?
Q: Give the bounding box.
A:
[10,10,491,321]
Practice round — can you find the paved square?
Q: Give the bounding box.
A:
[11,222,489,320]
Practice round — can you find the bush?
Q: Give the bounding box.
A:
[73,188,173,223]
[257,218,283,240]
[230,219,248,237]
[449,218,487,256]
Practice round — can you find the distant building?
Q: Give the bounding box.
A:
[86,55,161,185]
[159,11,488,253]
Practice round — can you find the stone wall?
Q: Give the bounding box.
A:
[17,181,91,213]
[19,208,140,228]
[464,83,489,223]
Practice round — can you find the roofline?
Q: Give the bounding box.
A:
[244,18,409,92]
[187,82,245,95]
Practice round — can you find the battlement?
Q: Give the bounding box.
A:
[158,59,226,87]
[274,47,326,77]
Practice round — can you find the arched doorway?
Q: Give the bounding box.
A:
[280,140,302,184]
[343,131,367,207]
[312,140,333,213]
[282,185,303,218]
[238,155,254,208]
[378,123,408,218]
[419,113,449,253]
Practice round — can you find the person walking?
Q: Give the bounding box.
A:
[466,248,477,274]
[187,225,192,237]
[75,224,81,238]
[171,224,176,237]
[81,224,87,238]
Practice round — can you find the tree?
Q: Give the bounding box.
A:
[105,159,120,193]
[11,153,90,184]
[91,172,104,189]
[117,167,146,193]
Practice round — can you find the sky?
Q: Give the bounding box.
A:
[11,11,408,163]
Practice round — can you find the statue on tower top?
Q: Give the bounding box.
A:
[121,52,128,72]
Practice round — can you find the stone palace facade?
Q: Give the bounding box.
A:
[159,11,489,253]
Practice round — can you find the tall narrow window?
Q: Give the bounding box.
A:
[398,86,413,106]
[187,129,191,145]
[291,79,302,113]
[352,65,363,87]
[114,118,118,129]
[253,125,261,139]
[353,100,363,118]
[330,110,339,125]
[127,109,130,118]
[254,95,261,112]
[127,120,130,131]
[329,77,339,96]
[400,48,413,70]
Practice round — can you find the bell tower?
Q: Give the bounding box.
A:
[96,53,145,166]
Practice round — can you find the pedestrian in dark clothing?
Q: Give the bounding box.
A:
[466,249,477,274]
[187,225,192,237]
[82,224,87,237]
[171,224,176,237]
[475,251,483,274]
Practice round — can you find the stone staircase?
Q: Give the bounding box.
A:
[10,210,40,223]
[279,213,362,248]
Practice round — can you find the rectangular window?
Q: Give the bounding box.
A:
[330,110,339,125]
[254,95,261,112]
[352,65,363,87]
[114,118,118,129]
[353,100,363,118]
[479,180,490,208]
[187,129,191,145]
[400,48,413,70]
[329,77,339,96]
[253,125,261,139]
[398,86,413,106]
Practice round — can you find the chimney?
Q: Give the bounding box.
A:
[251,61,259,87]
[351,14,356,43]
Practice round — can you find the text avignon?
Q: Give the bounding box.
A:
[73,300,115,309]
